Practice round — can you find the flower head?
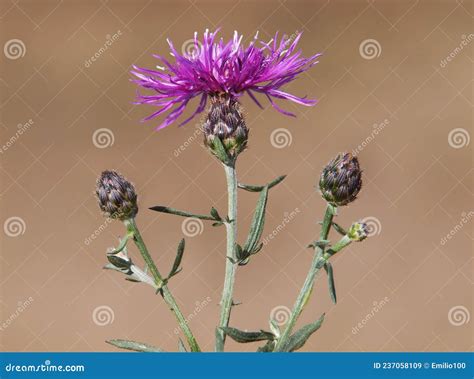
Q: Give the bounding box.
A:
[96,170,138,221]
[131,29,321,130]
[203,94,249,162]
[319,153,362,206]
[347,222,369,242]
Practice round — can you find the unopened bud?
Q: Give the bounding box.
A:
[96,170,138,221]
[319,153,362,206]
[203,94,249,162]
[348,222,369,242]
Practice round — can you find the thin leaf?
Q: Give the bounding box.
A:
[106,339,164,353]
[307,239,330,249]
[238,175,287,192]
[281,314,325,352]
[324,262,337,304]
[220,327,275,343]
[210,207,221,221]
[257,340,275,352]
[178,338,187,352]
[332,222,347,236]
[168,239,185,278]
[269,319,281,338]
[149,206,216,221]
[211,136,231,165]
[243,186,269,255]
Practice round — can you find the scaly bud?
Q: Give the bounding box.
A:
[202,94,249,163]
[319,153,362,206]
[96,170,138,221]
[347,222,369,242]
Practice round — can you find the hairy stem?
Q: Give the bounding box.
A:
[125,218,201,352]
[274,204,334,351]
[215,163,238,352]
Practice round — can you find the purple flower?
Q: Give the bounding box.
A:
[131,29,321,130]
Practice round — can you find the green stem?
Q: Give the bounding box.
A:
[125,218,201,352]
[274,204,334,352]
[215,163,238,352]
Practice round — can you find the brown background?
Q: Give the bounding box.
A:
[0,0,472,352]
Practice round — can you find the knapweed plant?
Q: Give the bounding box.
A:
[95,30,369,353]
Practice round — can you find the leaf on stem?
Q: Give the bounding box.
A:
[106,339,164,353]
[167,239,185,279]
[210,207,222,221]
[178,338,187,352]
[307,239,330,249]
[149,206,216,221]
[211,135,232,166]
[256,340,276,352]
[331,222,347,236]
[324,262,337,304]
[220,327,275,343]
[269,319,281,339]
[242,186,269,259]
[280,313,325,352]
[238,175,287,192]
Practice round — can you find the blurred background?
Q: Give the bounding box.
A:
[0,0,472,352]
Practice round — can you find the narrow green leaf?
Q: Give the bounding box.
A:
[106,339,164,352]
[257,340,276,352]
[269,319,281,338]
[281,314,325,352]
[243,186,269,255]
[220,327,275,343]
[308,239,330,249]
[178,338,187,352]
[168,239,185,278]
[332,222,347,236]
[235,244,249,262]
[106,253,132,271]
[149,206,215,221]
[212,221,224,227]
[238,257,250,266]
[210,207,221,221]
[211,136,231,165]
[238,175,287,192]
[324,262,337,304]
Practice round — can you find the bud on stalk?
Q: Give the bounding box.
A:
[347,221,369,242]
[203,94,249,163]
[96,170,138,221]
[319,153,362,206]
